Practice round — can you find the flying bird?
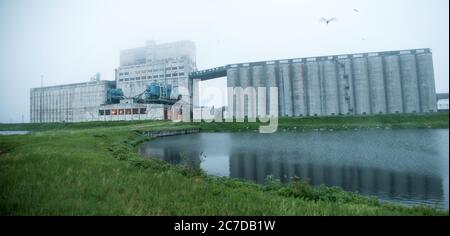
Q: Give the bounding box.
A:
[353,9,359,13]
[319,17,337,25]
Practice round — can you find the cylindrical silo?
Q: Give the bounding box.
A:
[42,91,46,122]
[352,57,371,115]
[323,60,339,116]
[336,59,355,115]
[291,62,307,116]
[227,67,240,119]
[48,91,51,122]
[306,61,322,116]
[383,55,404,113]
[29,91,34,123]
[367,56,387,114]
[42,90,48,123]
[266,64,278,116]
[239,66,255,119]
[416,52,437,112]
[252,65,266,118]
[275,65,285,117]
[279,63,293,116]
[400,54,421,113]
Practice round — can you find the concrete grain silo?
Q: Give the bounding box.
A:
[352,56,371,115]
[383,55,404,113]
[278,63,293,116]
[291,62,307,116]
[266,63,278,116]
[367,55,387,114]
[416,52,437,112]
[251,65,266,117]
[306,61,322,116]
[238,65,253,118]
[322,60,339,116]
[400,53,421,113]
[226,67,241,119]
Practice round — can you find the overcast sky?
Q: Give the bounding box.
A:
[0,0,448,123]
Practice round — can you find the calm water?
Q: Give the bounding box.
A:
[139,129,449,209]
[0,131,29,135]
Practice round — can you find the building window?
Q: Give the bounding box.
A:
[159,75,164,78]
[124,78,129,82]
[130,77,135,81]
[172,73,178,76]
[140,108,146,114]
[172,67,177,70]
[178,66,184,69]
[133,108,139,114]
[179,72,185,76]
[153,75,158,78]
[111,109,118,115]
[118,109,125,115]
[165,74,171,77]
[105,110,111,115]
[135,77,140,80]
[125,109,132,114]
[119,79,124,82]
[147,76,152,79]
[99,110,104,116]
[119,73,123,76]
[124,72,129,75]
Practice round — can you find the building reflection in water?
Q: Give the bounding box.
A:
[229,150,444,206]
[139,131,448,209]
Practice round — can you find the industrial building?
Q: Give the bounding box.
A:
[116,40,196,98]
[436,93,449,111]
[30,41,195,123]
[30,42,438,123]
[191,48,438,117]
[30,80,115,123]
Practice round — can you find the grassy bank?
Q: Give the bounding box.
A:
[0,113,448,215]
[196,112,449,132]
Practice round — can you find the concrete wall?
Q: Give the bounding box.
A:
[224,49,437,117]
[30,80,115,123]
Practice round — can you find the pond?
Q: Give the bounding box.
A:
[139,129,449,210]
[0,131,30,135]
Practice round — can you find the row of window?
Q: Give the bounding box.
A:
[119,66,184,76]
[118,73,185,82]
[99,108,147,116]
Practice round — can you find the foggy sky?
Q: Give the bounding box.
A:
[0,0,448,123]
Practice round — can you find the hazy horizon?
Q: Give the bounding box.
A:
[0,0,448,123]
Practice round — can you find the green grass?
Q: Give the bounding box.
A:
[0,113,448,215]
[197,112,449,132]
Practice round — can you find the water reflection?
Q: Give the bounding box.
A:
[140,130,449,209]
[229,152,443,207]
